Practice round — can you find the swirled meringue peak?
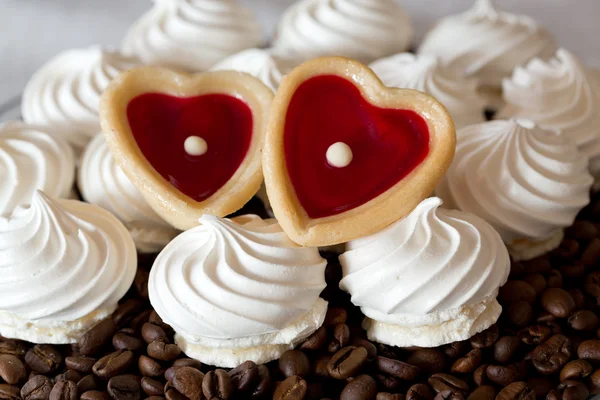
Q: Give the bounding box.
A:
[122,0,263,72]
[0,122,75,217]
[211,49,283,92]
[21,47,140,152]
[149,214,327,367]
[339,197,510,348]
[437,120,593,261]
[0,191,137,344]
[370,53,486,128]
[79,135,179,254]
[272,0,413,67]
[418,0,556,89]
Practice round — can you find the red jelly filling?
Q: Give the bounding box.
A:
[127,93,253,202]
[284,75,430,219]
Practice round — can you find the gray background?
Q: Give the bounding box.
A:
[1,0,599,107]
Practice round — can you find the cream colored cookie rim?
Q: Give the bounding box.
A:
[100,67,274,231]
[264,57,456,247]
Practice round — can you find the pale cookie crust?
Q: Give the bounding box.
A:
[100,67,274,231]
[263,57,456,247]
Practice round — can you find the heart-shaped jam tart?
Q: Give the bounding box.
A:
[100,67,273,230]
[264,57,456,247]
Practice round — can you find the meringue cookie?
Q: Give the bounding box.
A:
[0,122,75,217]
[0,191,137,344]
[437,120,593,261]
[79,135,179,254]
[122,0,263,72]
[419,0,556,89]
[272,0,413,67]
[21,47,139,151]
[211,49,283,92]
[370,53,486,128]
[149,214,327,367]
[339,197,510,348]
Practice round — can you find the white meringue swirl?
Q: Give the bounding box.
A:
[339,197,510,347]
[0,191,137,344]
[79,135,179,254]
[0,122,75,217]
[272,0,413,66]
[21,47,139,151]
[419,0,556,88]
[370,53,486,128]
[211,49,283,92]
[122,0,263,72]
[437,120,592,257]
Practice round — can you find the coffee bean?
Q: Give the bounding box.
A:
[107,375,140,400]
[141,324,167,345]
[559,380,590,400]
[65,356,96,374]
[576,339,600,362]
[166,366,204,400]
[251,365,272,399]
[147,342,180,362]
[473,364,489,386]
[499,281,537,304]
[140,377,163,397]
[540,288,576,318]
[530,334,572,375]
[451,349,481,374]
[145,397,165,400]
[273,376,306,400]
[522,256,552,274]
[340,375,377,400]
[54,370,83,384]
[375,374,401,392]
[301,327,327,351]
[277,350,309,378]
[138,355,164,378]
[505,301,533,327]
[565,220,597,240]
[590,369,600,394]
[585,271,600,297]
[202,370,232,400]
[172,359,202,370]
[0,354,26,384]
[77,375,101,393]
[560,359,593,382]
[377,393,404,400]
[351,339,377,360]
[582,238,600,266]
[49,380,78,400]
[324,308,347,326]
[0,384,21,400]
[433,391,464,400]
[406,383,433,400]
[568,289,586,309]
[523,274,547,295]
[229,361,258,392]
[427,374,468,395]
[328,347,368,380]
[78,319,117,356]
[547,270,564,289]
[568,310,599,331]
[485,365,519,386]
[494,337,520,363]
[518,325,552,345]
[0,341,26,358]
[376,356,420,380]
[470,325,499,349]
[80,390,109,400]
[465,386,495,400]
[546,390,561,400]
[112,330,144,352]
[93,350,134,379]
[133,268,150,299]
[328,324,350,353]
[495,382,534,400]
[407,349,446,374]
[443,342,469,359]
[524,378,553,399]
[21,375,53,400]
[25,345,63,374]
[112,299,146,329]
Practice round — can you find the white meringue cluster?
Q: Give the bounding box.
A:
[211,49,284,92]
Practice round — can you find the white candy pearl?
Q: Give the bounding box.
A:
[184,136,208,156]
[326,142,353,168]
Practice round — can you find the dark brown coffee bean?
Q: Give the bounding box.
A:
[80,390,109,400]
[451,349,481,374]
[585,271,600,297]
[138,355,164,378]
[568,310,599,331]
[547,270,563,289]
[111,299,146,329]
[495,382,534,400]
[324,308,347,326]
[560,263,585,279]
[77,375,101,393]
[140,377,163,397]
[566,220,597,240]
[0,354,26,384]
[518,325,552,345]
[559,380,590,400]
[78,319,117,356]
[0,384,21,400]
[427,374,468,395]
[505,301,533,327]
[499,281,537,304]
[202,370,232,400]
[375,374,401,392]
[21,375,53,400]
[340,375,377,400]
[377,393,405,400]
[146,342,180,362]
[465,385,495,400]
[278,350,310,378]
[433,391,464,400]
[328,324,350,353]
[590,369,600,394]
[0,341,26,358]
[485,365,519,386]
[351,339,377,360]
[470,325,499,349]
[376,356,420,380]
[525,377,553,399]
[443,342,469,359]
[559,359,593,382]
[49,380,78,400]
[166,367,204,400]
[406,383,433,400]
[141,324,167,345]
[473,364,489,386]
[530,334,572,375]
[582,238,600,266]
[273,376,306,400]
[106,375,140,400]
[568,289,586,309]
[300,327,327,351]
[553,239,579,261]
[133,268,150,299]
[93,350,134,379]
[524,274,547,295]
[407,349,445,374]
[577,339,600,362]
[112,330,144,352]
[540,288,576,318]
[229,361,257,392]
[172,359,202,370]
[25,345,63,374]
[494,337,520,364]
[54,370,83,384]
[328,347,368,380]
[65,356,96,374]
[313,354,331,379]
[251,365,272,399]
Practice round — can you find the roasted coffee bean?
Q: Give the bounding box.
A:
[494,337,520,363]
[485,365,520,386]
[560,263,585,279]
[140,377,163,397]
[79,319,117,356]
[582,238,600,266]
[568,289,586,309]
[279,350,310,378]
[300,327,327,351]
[473,364,489,386]
[443,342,469,359]
[251,365,272,399]
[585,271,600,297]
[522,256,552,274]
[273,376,306,400]
[0,342,26,358]
[328,347,368,380]
[112,299,146,328]
[172,359,202,370]
[505,301,533,327]
[77,375,101,393]
[313,354,331,379]
[377,393,405,400]
[523,274,547,295]
[568,310,599,331]
[166,367,204,400]
[559,380,590,400]
[530,334,572,375]
[138,355,164,378]
[80,390,109,400]
[328,324,350,353]
[0,354,26,385]
[589,369,600,394]
[146,341,180,362]
[495,382,534,400]
[229,361,258,392]
[470,325,499,349]
[21,375,53,400]
[545,390,561,400]
[25,345,63,374]
[145,397,165,400]
[112,330,144,352]
[133,268,150,299]
[427,374,468,395]
[451,349,482,374]
[202,370,232,400]
[407,349,446,374]
[324,308,347,326]
[375,374,401,392]
[340,375,377,400]
[553,239,579,261]
[93,350,134,379]
[540,288,576,318]
[376,356,420,380]
[107,375,140,400]
[406,383,433,400]
[565,220,597,239]
[0,384,21,400]
[49,380,78,400]
[141,324,167,345]
[499,281,537,305]
[433,391,464,400]
[547,270,563,288]
[465,386,495,400]
[576,339,600,362]
[351,339,377,360]
[55,370,83,384]
[526,377,554,399]
[560,359,593,381]
[65,356,96,374]
[518,325,552,345]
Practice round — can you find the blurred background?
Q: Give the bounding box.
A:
[1,0,599,108]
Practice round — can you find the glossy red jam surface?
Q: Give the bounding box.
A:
[127,93,253,202]
[284,75,430,219]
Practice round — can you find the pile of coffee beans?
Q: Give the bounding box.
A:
[3,193,600,400]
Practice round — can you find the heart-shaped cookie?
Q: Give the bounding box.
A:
[264,57,456,247]
[100,67,273,230]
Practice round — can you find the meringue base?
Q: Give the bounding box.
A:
[175,299,327,368]
[508,230,564,261]
[361,298,502,348]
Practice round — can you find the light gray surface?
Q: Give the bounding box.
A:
[1,0,599,108]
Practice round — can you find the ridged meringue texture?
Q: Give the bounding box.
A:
[272,0,413,67]
[149,214,327,367]
[122,0,263,72]
[79,135,179,254]
[339,197,510,348]
[370,53,486,128]
[0,122,75,217]
[211,48,283,92]
[419,0,556,89]
[437,120,593,261]
[0,191,137,344]
[21,47,139,151]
